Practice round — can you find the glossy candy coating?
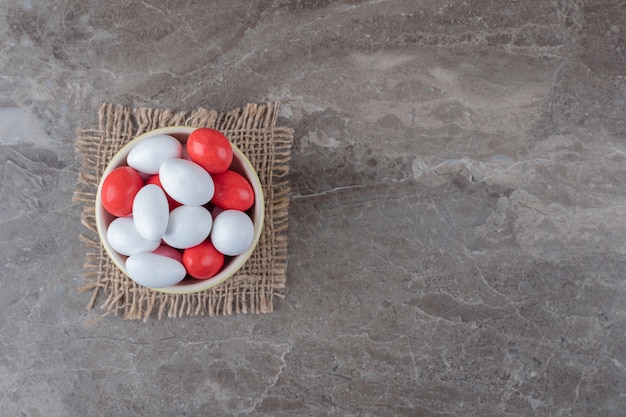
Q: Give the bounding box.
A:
[132,184,169,241]
[183,241,225,280]
[186,128,233,174]
[162,205,213,249]
[210,170,254,211]
[101,166,143,217]
[107,216,161,256]
[125,252,187,288]
[127,134,182,175]
[211,209,254,256]
[159,158,215,206]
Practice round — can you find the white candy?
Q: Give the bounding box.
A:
[132,184,169,241]
[162,205,213,249]
[125,252,187,288]
[107,216,160,256]
[127,134,182,175]
[211,210,254,256]
[159,158,214,206]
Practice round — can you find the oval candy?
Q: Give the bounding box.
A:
[186,128,233,174]
[159,158,215,206]
[101,166,144,217]
[127,134,182,175]
[125,252,187,288]
[211,209,255,256]
[132,184,169,242]
[211,170,255,211]
[162,205,213,249]
[183,241,225,280]
[107,216,161,256]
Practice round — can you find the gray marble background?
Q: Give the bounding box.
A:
[1,0,625,416]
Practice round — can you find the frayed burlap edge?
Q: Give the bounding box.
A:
[73,102,293,322]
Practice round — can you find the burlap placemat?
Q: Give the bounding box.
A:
[73,102,293,321]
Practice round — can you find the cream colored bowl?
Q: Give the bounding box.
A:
[95,127,264,294]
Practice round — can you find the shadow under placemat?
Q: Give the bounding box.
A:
[73,102,293,322]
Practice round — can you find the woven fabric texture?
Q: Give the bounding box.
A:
[73,102,293,321]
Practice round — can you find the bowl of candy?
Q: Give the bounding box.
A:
[95,127,264,294]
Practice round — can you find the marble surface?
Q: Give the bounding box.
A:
[1,0,625,415]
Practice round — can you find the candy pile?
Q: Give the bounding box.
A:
[100,128,257,288]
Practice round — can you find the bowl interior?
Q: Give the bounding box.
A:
[95,126,265,294]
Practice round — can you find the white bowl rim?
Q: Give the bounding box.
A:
[95,126,265,294]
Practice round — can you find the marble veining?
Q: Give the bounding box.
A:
[1,0,625,416]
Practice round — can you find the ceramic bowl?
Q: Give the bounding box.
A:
[95,126,264,294]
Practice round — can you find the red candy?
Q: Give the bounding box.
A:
[186,128,233,174]
[183,241,225,280]
[146,174,182,211]
[101,166,143,217]
[152,244,183,262]
[211,170,254,211]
